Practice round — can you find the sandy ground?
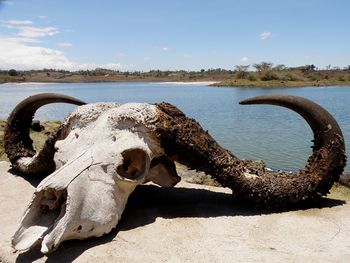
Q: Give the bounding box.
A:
[1,161,350,263]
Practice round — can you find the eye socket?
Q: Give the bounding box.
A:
[117,148,148,180]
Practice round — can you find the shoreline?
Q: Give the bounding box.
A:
[0,80,219,86]
[2,79,350,88]
[156,81,218,85]
[212,79,350,88]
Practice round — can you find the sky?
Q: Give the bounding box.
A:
[0,0,350,71]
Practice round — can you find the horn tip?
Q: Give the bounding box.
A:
[239,98,255,105]
[239,95,288,105]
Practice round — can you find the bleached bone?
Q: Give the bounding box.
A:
[5,93,346,253]
[9,101,180,253]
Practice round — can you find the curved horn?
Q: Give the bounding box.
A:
[155,95,346,208]
[5,93,86,175]
[237,94,346,206]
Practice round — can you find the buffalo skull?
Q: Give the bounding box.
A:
[5,93,346,253]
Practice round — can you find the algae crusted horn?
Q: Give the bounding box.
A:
[237,95,346,206]
[154,94,346,208]
[4,93,86,176]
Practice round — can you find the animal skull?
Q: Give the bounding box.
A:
[9,101,180,253]
[5,93,346,253]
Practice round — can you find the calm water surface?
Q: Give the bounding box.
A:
[1,82,349,172]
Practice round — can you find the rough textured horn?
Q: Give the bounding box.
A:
[239,94,346,199]
[4,93,86,175]
[155,95,346,208]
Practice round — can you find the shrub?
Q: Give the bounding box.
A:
[234,65,249,79]
[338,75,346,81]
[8,69,18,76]
[260,70,280,81]
[247,73,257,81]
[284,72,301,81]
[307,75,317,81]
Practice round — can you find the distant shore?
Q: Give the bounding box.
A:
[2,77,350,88]
[2,80,219,86]
[212,79,350,88]
[3,78,350,88]
[0,71,222,85]
[1,67,350,88]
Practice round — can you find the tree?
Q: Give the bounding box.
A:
[273,64,286,71]
[8,69,18,76]
[253,62,273,72]
[234,65,250,79]
[297,64,317,72]
[305,64,316,71]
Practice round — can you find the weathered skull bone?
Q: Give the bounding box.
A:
[7,99,180,253]
[5,93,346,254]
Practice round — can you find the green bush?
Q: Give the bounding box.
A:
[235,71,247,79]
[8,69,18,76]
[307,75,317,81]
[338,75,347,81]
[285,72,301,81]
[247,73,257,81]
[260,70,280,81]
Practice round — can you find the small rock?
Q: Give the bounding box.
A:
[31,120,44,132]
[340,173,350,187]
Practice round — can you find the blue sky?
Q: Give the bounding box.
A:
[0,0,349,71]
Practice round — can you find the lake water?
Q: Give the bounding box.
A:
[0,82,349,172]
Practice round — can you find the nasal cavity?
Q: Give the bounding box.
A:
[117,148,148,180]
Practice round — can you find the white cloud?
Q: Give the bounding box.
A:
[58,42,72,48]
[0,18,133,71]
[0,37,73,70]
[0,37,132,71]
[162,47,169,51]
[38,15,47,20]
[184,54,192,58]
[259,31,272,40]
[240,56,249,63]
[17,26,59,38]
[144,56,151,61]
[3,36,42,43]
[304,54,311,60]
[1,20,33,26]
[1,20,59,38]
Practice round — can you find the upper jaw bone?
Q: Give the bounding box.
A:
[12,154,144,254]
